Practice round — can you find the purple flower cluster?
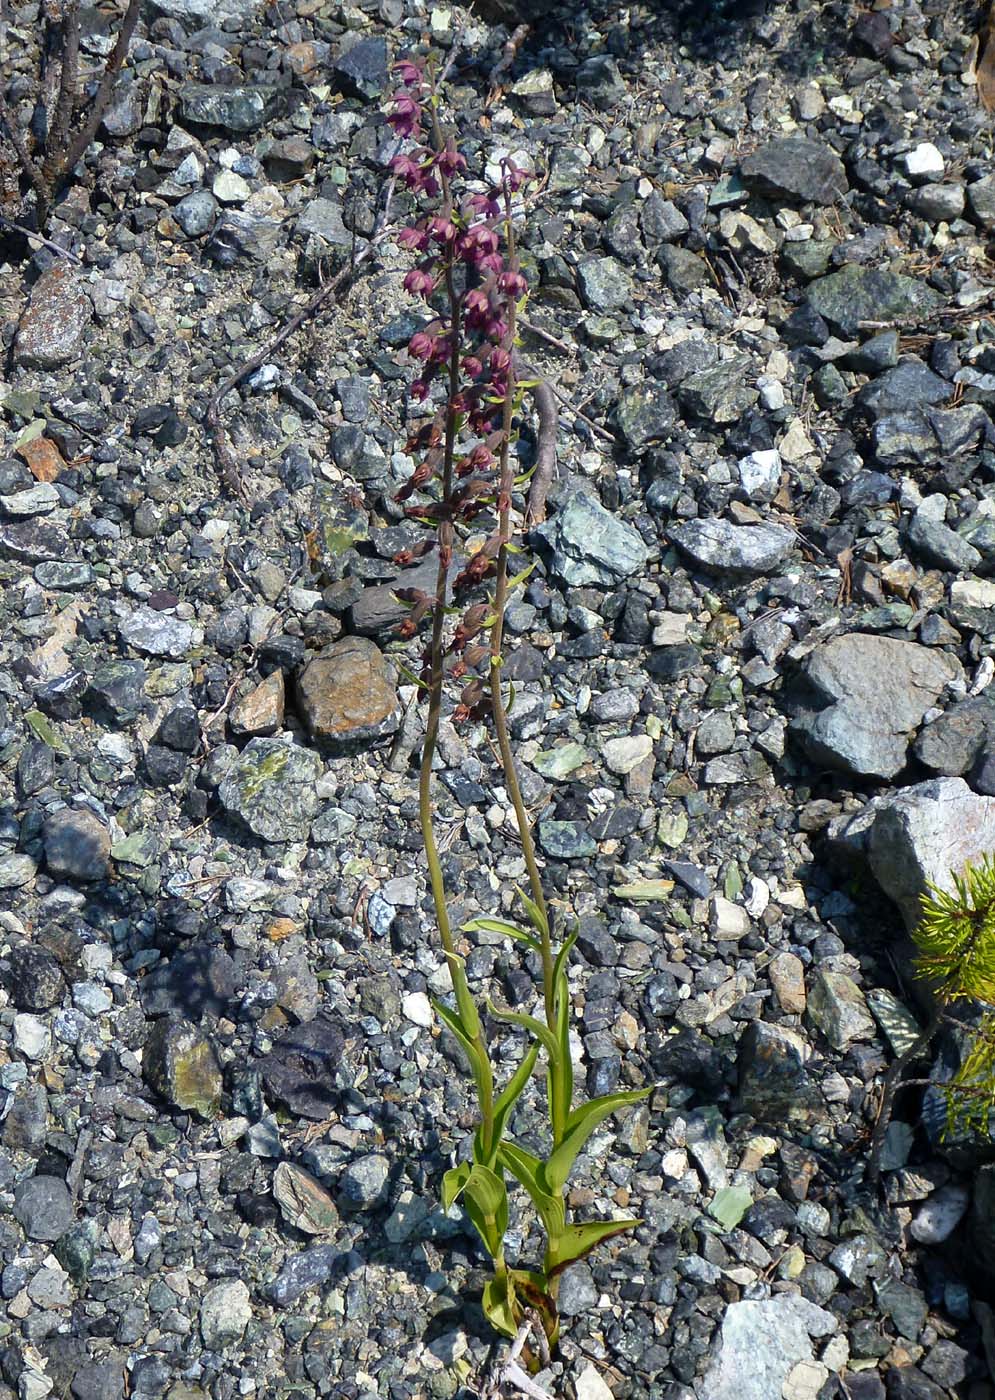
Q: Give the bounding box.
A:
[386,58,530,717]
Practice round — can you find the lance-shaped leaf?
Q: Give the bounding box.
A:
[443,949,482,1041]
[498,1141,565,1238]
[545,1217,643,1278]
[516,886,549,940]
[461,1162,509,1260]
[463,916,539,951]
[441,1161,472,1213]
[542,1089,651,1194]
[433,998,490,1107]
[488,1001,559,1066]
[492,1040,541,1148]
[509,1268,559,1352]
[548,928,578,1138]
[482,1275,519,1339]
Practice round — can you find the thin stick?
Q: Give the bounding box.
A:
[63,0,139,171]
[524,378,556,525]
[487,22,530,101]
[205,176,398,500]
[0,212,81,261]
[42,0,79,189]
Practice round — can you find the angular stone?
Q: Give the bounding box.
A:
[678,356,758,422]
[296,637,399,748]
[806,266,943,338]
[331,36,388,99]
[740,137,848,205]
[616,383,676,449]
[538,820,597,860]
[14,1176,73,1242]
[669,518,794,575]
[769,952,807,1014]
[218,737,323,841]
[699,1296,837,1400]
[44,807,110,881]
[536,492,647,587]
[576,257,631,312]
[140,947,238,1020]
[178,84,276,132]
[737,1022,826,1126]
[200,1279,252,1347]
[143,1017,222,1117]
[258,1017,346,1120]
[914,698,995,775]
[792,635,961,780]
[867,777,995,932]
[273,1162,340,1235]
[119,607,197,659]
[230,670,285,737]
[15,266,91,369]
[806,969,875,1049]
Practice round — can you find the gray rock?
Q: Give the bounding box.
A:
[34,561,94,590]
[678,356,758,422]
[178,84,276,132]
[70,1360,124,1400]
[857,359,950,419]
[258,1017,346,1120]
[119,606,197,659]
[173,191,218,238]
[153,0,259,20]
[44,807,110,881]
[659,244,710,293]
[699,1296,837,1400]
[143,1017,222,1117]
[536,492,648,587]
[207,211,284,265]
[14,1176,73,1242]
[86,660,146,723]
[331,36,388,99]
[538,820,598,860]
[0,854,36,889]
[557,1263,598,1316]
[14,266,90,369]
[297,637,399,748]
[740,136,848,205]
[576,257,631,312]
[867,778,995,932]
[872,411,943,468]
[265,1245,340,1306]
[140,947,238,1019]
[914,699,995,775]
[907,183,965,223]
[574,55,626,109]
[806,265,943,337]
[967,176,995,227]
[792,634,962,779]
[339,1154,390,1211]
[297,198,351,246]
[736,1022,826,1126]
[668,518,794,575]
[806,969,875,1049]
[616,383,676,449]
[640,193,689,244]
[218,737,323,841]
[200,1279,252,1347]
[907,510,982,572]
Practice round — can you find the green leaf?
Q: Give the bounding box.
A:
[487,1001,560,1066]
[507,559,536,591]
[443,950,482,1041]
[441,1161,472,1212]
[613,879,675,902]
[463,916,539,951]
[545,1217,643,1277]
[433,999,489,1106]
[549,929,578,1137]
[482,1276,519,1339]
[492,1040,541,1148]
[498,1141,564,1237]
[516,886,549,939]
[542,1089,650,1194]
[461,1163,509,1260]
[392,659,429,691]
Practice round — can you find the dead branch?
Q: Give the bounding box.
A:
[0,0,139,229]
[487,22,529,103]
[525,378,557,526]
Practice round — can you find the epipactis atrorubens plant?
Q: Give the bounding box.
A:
[384,61,649,1354]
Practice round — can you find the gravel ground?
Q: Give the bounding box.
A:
[2,0,995,1397]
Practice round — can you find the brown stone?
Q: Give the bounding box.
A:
[17,437,65,482]
[768,951,806,1014]
[296,636,398,747]
[14,265,91,369]
[230,669,285,737]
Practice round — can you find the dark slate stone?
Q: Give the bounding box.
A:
[5,944,65,1011]
[647,645,701,681]
[85,660,147,724]
[806,266,944,338]
[157,706,200,753]
[856,359,950,419]
[331,37,388,99]
[13,1175,72,1241]
[258,1017,347,1120]
[740,137,848,205]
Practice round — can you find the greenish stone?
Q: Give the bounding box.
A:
[856,603,916,632]
[143,1017,222,1118]
[707,173,748,208]
[585,315,622,345]
[537,820,597,860]
[218,737,323,842]
[806,264,944,337]
[657,811,689,849]
[780,239,836,281]
[723,862,743,901]
[55,1218,100,1283]
[533,742,590,779]
[708,1185,753,1231]
[111,831,159,868]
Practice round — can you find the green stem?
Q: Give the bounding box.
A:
[487,202,565,1150]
